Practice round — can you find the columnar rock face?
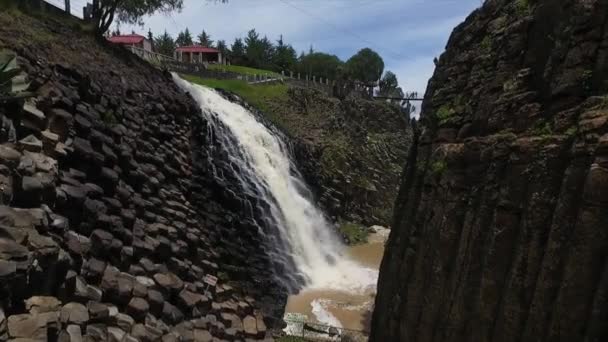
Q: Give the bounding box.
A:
[0,10,274,341]
[371,0,608,341]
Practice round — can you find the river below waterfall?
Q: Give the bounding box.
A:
[285,226,389,333]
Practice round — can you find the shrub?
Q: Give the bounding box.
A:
[515,0,531,15]
[338,222,369,245]
[436,105,455,123]
[430,160,447,177]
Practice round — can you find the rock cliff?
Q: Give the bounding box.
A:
[257,87,411,228]
[371,0,608,341]
[0,8,276,341]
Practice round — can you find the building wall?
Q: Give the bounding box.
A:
[143,39,152,52]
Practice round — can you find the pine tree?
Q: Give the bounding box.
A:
[231,38,246,65]
[197,30,214,47]
[154,30,176,57]
[175,28,193,47]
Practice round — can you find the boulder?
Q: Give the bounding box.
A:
[7,312,58,340]
[87,301,109,322]
[193,329,213,342]
[153,272,184,294]
[178,289,204,311]
[0,145,21,167]
[161,302,184,325]
[58,324,83,342]
[115,313,135,332]
[89,229,114,256]
[25,296,61,314]
[131,323,163,342]
[85,323,107,341]
[18,135,43,153]
[0,308,7,341]
[60,302,89,325]
[126,297,149,322]
[107,326,126,342]
[243,315,257,337]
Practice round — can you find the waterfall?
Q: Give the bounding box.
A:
[174,75,376,293]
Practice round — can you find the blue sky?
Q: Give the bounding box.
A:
[120,0,481,97]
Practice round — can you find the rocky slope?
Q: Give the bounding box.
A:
[371,0,608,341]
[0,8,276,341]
[259,87,411,229]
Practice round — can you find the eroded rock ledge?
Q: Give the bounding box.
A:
[372,0,608,341]
[0,10,276,342]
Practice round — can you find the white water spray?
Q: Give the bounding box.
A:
[174,75,376,293]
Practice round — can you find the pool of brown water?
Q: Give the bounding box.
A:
[284,227,389,332]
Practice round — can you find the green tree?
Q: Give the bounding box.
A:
[91,0,184,36]
[154,30,176,57]
[297,52,343,80]
[245,29,264,68]
[378,71,399,97]
[175,28,194,47]
[197,30,214,47]
[216,40,228,55]
[259,36,275,69]
[91,0,228,36]
[230,38,246,65]
[346,47,384,88]
[272,35,297,72]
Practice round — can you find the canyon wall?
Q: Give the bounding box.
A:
[371,0,608,341]
[256,87,411,228]
[0,9,277,341]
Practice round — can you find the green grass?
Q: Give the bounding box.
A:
[181,74,288,113]
[338,222,369,245]
[207,64,282,78]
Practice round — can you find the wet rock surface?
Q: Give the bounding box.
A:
[0,9,278,342]
[371,0,608,341]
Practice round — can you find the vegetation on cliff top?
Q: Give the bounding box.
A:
[181,74,288,114]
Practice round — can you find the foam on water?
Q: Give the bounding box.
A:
[311,299,343,328]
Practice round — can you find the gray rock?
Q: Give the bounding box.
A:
[131,323,163,342]
[193,329,213,342]
[0,308,7,341]
[115,313,135,332]
[153,272,184,294]
[60,302,89,325]
[7,312,58,340]
[107,326,125,342]
[18,135,43,153]
[243,315,257,337]
[127,297,149,322]
[87,301,109,321]
[85,323,107,341]
[58,324,83,342]
[0,145,21,167]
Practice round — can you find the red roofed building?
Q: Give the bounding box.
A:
[108,34,153,53]
[175,45,222,64]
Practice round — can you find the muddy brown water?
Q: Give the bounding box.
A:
[285,228,389,332]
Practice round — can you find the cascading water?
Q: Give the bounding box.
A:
[173,75,377,295]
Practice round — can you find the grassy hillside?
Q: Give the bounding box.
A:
[182,74,288,115]
[207,64,282,78]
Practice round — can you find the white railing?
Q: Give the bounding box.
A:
[126,45,176,66]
